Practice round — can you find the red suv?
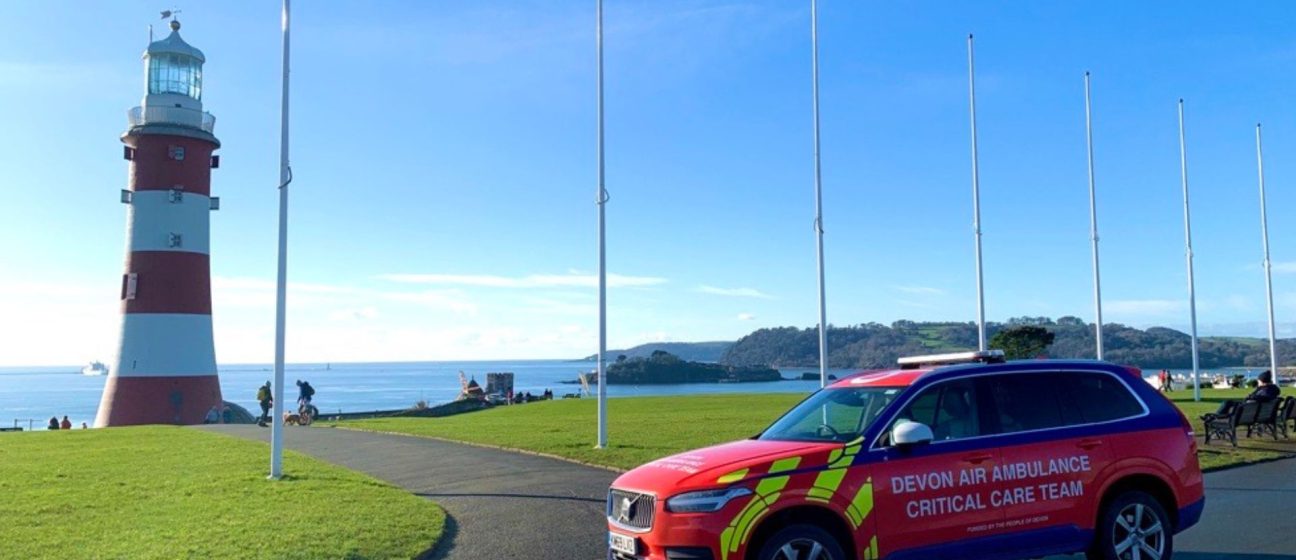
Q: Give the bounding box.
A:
[607,352,1204,560]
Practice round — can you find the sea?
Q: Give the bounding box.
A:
[0,360,856,429]
[0,361,1267,430]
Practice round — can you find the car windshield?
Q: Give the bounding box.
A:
[758,387,904,443]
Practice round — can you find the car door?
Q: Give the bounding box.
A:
[981,371,1115,554]
[868,377,1008,558]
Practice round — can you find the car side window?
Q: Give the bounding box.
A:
[892,379,981,442]
[1065,372,1144,423]
[985,373,1066,434]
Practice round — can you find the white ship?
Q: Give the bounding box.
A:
[82,361,109,376]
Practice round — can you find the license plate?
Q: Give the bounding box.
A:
[608,531,637,555]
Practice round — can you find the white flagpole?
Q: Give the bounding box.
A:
[1255,124,1280,385]
[1084,72,1104,360]
[595,0,609,449]
[1177,100,1201,402]
[811,0,829,388]
[967,34,987,352]
[269,0,291,479]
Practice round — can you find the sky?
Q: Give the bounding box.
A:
[3,1,1296,365]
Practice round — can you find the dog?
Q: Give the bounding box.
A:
[283,411,302,426]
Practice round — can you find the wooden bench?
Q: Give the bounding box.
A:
[1203,400,1260,447]
[1250,399,1283,440]
[1278,396,1296,439]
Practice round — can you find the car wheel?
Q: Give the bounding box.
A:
[755,524,845,560]
[1088,491,1174,560]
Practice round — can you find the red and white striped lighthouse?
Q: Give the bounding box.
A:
[96,18,222,427]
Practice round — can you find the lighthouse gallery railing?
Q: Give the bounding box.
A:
[127,105,216,133]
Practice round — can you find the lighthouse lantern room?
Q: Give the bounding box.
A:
[97,17,223,427]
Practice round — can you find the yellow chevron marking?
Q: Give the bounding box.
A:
[716,468,749,484]
[768,456,802,473]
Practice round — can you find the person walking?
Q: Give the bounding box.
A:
[60,416,72,430]
[256,381,273,427]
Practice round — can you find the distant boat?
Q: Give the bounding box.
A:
[82,361,109,376]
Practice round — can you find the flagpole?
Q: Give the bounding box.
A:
[595,0,609,449]
[1177,100,1201,402]
[269,0,291,479]
[967,34,987,352]
[1255,124,1280,385]
[811,0,829,388]
[1084,72,1104,360]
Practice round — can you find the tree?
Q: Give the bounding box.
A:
[990,326,1056,360]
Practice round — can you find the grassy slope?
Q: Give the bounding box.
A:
[346,389,1292,473]
[0,427,444,560]
[348,394,804,471]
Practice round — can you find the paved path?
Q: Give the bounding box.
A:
[1046,457,1296,560]
[202,425,1296,560]
[199,425,617,560]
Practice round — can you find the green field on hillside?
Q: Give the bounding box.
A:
[345,388,1292,473]
[0,427,444,560]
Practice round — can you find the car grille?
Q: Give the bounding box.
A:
[607,489,655,531]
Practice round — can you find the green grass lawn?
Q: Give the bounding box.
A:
[345,388,1295,473]
[0,427,444,560]
[347,394,805,471]
[1163,387,1292,471]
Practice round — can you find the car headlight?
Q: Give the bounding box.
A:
[665,487,753,513]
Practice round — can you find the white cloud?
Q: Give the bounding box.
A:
[212,276,477,315]
[381,290,478,315]
[327,306,380,322]
[897,300,937,309]
[1105,299,1184,317]
[893,285,946,296]
[0,61,128,91]
[737,313,756,321]
[517,297,596,317]
[697,285,773,299]
[378,272,667,289]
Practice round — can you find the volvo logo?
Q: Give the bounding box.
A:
[617,495,639,524]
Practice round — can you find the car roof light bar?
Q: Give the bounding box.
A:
[897,349,1006,369]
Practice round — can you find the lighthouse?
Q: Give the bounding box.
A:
[96,17,223,427]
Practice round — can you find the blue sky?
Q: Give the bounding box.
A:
[3,1,1296,365]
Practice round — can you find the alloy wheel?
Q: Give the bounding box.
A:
[773,538,833,560]
[1112,502,1165,560]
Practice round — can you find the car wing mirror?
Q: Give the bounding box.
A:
[891,421,933,450]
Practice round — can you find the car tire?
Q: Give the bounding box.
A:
[1088,491,1174,560]
[754,524,845,560]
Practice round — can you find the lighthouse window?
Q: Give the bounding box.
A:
[122,273,138,301]
[148,53,203,101]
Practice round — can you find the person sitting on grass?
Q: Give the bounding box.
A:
[60,416,71,430]
[47,416,59,430]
